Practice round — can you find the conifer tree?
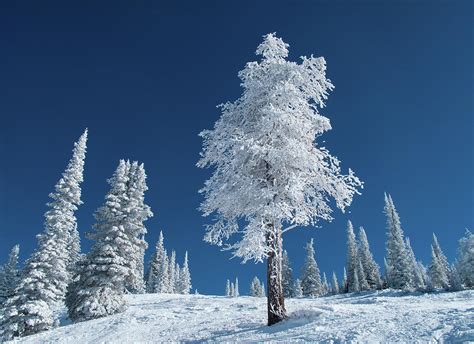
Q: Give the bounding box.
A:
[301,239,322,297]
[225,279,231,296]
[331,271,339,294]
[179,251,192,294]
[455,229,473,288]
[282,250,295,298]
[383,258,391,289]
[351,267,360,293]
[358,227,382,289]
[294,279,303,297]
[322,272,329,295]
[174,263,181,294]
[357,259,369,291]
[234,278,240,297]
[250,277,265,297]
[168,251,176,293]
[346,221,359,292]
[342,267,348,293]
[448,265,463,291]
[0,245,20,304]
[1,130,87,340]
[197,33,362,325]
[431,234,450,281]
[405,238,425,290]
[230,282,235,297]
[384,194,413,290]
[428,245,449,290]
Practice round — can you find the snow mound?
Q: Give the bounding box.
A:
[10,290,474,343]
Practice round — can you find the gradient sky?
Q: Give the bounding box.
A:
[1,1,472,295]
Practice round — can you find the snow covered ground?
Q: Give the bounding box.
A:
[11,290,474,343]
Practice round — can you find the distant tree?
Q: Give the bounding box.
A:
[455,229,473,288]
[384,194,413,290]
[168,251,176,293]
[331,271,339,294]
[356,259,369,291]
[428,245,449,290]
[346,221,359,292]
[293,279,303,297]
[432,234,450,278]
[301,239,322,297]
[358,227,382,289]
[321,272,330,295]
[405,238,425,290]
[282,250,295,298]
[383,258,391,289]
[0,245,20,304]
[179,252,192,294]
[250,277,265,297]
[225,279,231,296]
[230,282,235,297]
[197,33,362,325]
[448,265,463,292]
[234,278,240,297]
[0,130,87,340]
[342,267,348,293]
[146,232,165,293]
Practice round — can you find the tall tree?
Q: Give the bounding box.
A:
[168,251,176,293]
[321,272,330,295]
[331,271,339,294]
[356,259,369,291]
[431,234,450,280]
[282,250,295,298]
[301,239,322,297]
[0,245,20,304]
[234,278,240,297]
[0,130,87,340]
[358,227,382,289]
[346,221,359,292]
[405,238,425,290]
[342,267,348,293]
[384,194,413,290]
[179,251,192,294]
[455,229,473,288]
[428,245,449,290]
[225,279,231,296]
[197,33,362,325]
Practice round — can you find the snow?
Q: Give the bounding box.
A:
[10,290,474,343]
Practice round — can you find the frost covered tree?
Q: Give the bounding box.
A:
[356,259,369,291]
[331,271,339,294]
[174,263,181,294]
[0,130,87,340]
[431,234,449,281]
[234,278,240,297]
[168,251,176,293]
[179,252,192,294]
[358,227,382,289]
[428,245,449,290]
[342,267,348,293]
[146,232,169,293]
[405,238,425,290]
[282,250,295,298]
[383,258,391,289]
[225,279,231,296]
[301,239,322,297]
[346,221,359,292]
[322,272,329,295]
[0,245,20,304]
[455,229,473,288]
[197,33,362,325]
[448,265,463,291]
[293,279,303,297]
[384,194,413,290]
[250,277,265,297]
[230,282,235,297]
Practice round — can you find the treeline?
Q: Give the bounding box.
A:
[0,130,192,341]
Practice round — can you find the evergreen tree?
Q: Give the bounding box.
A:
[179,251,192,294]
[448,265,463,292]
[174,263,181,294]
[322,272,329,295]
[168,251,176,293]
[455,229,473,288]
[357,259,369,291]
[351,266,360,293]
[0,245,20,304]
[383,258,391,289]
[282,250,295,298]
[225,279,231,296]
[428,245,449,290]
[331,271,339,294]
[250,277,265,297]
[431,234,450,282]
[346,221,359,292]
[358,227,382,289]
[1,130,88,340]
[342,267,348,293]
[230,282,235,297]
[293,279,303,297]
[384,194,413,290]
[66,160,131,322]
[234,278,240,297]
[405,238,425,290]
[197,33,362,325]
[159,251,170,293]
[301,239,322,297]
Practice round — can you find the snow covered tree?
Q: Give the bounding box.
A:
[301,239,322,297]
[178,252,192,294]
[146,232,167,293]
[331,271,339,294]
[405,238,425,290]
[342,267,348,293]
[346,221,359,292]
[197,33,362,325]
[234,278,240,297]
[168,251,176,293]
[358,227,382,289]
[0,130,88,340]
[174,263,181,294]
[230,282,235,297]
[0,244,20,304]
[225,279,231,296]
[428,245,449,290]
[322,272,329,295]
[384,194,413,290]
[455,229,473,288]
[66,160,131,322]
[351,267,360,293]
[356,259,369,291]
[431,234,449,283]
[383,258,391,289]
[293,279,303,297]
[250,277,265,297]
[282,250,295,298]
[448,265,463,292]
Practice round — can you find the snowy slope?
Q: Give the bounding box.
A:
[11,290,474,343]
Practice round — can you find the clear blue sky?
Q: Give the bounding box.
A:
[1,1,472,295]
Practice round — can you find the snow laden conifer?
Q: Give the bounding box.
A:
[428,245,449,290]
[282,250,295,298]
[356,259,369,291]
[331,271,339,294]
[455,229,473,288]
[384,194,413,290]
[178,252,192,294]
[346,221,359,292]
[294,279,303,297]
[405,238,426,290]
[234,278,240,297]
[430,234,449,285]
[0,130,87,340]
[322,272,330,295]
[0,244,20,304]
[197,33,362,325]
[230,282,235,297]
[342,267,348,293]
[301,239,322,297]
[358,227,382,289]
[250,277,265,297]
[168,251,176,293]
[225,279,231,296]
[146,232,168,293]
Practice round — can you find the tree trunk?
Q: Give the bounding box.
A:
[266,223,286,326]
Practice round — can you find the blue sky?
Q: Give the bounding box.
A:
[0,1,472,295]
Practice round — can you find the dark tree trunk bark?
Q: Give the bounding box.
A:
[266,223,286,326]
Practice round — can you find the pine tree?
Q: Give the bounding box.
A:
[358,227,382,289]
[250,277,265,297]
[159,251,170,293]
[405,238,425,290]
[346,221,359,292]
[383,258,391,289]
[168,251,176,293]
[282,250,295,298]
[293,279,303,297]
[0,245,20,304]
[351,266,360,293]
[174,263,181,294]
[0,130,88,340]
[357,259,369,291]
[455,229,473,288]
[230,282,235,297]
[301,239,322,297]
[331,271,339,294]
[431,234,450,283]
[448,265,463,292]
[179,251,192,294]
[342,267,348,293]
[234,278,240,297]
[384,194,413,290]
[322,272,329,295]
[225,279,231,296]
[261,282,266,297]
[197,33,362,325]
[428,245,449,290]
[65,160,131,322]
